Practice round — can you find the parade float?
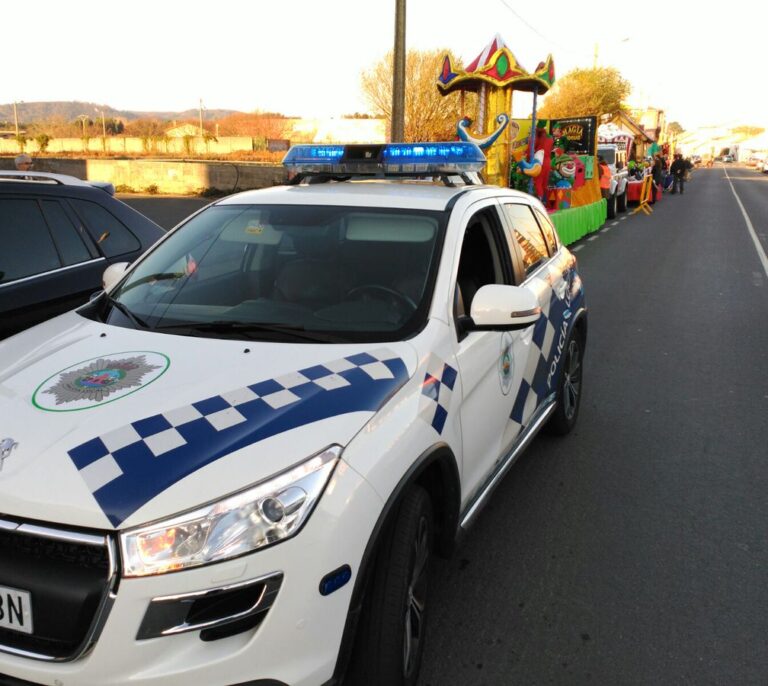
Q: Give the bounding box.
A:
[437,35,606,245]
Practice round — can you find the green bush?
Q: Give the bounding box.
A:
[198,187,222,197]
[35,134,51,153]
[145,184,159,195]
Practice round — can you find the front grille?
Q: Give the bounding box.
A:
[0,529,109,570]
[0,518,116,661]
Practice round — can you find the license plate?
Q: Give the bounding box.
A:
[0,585,33,634]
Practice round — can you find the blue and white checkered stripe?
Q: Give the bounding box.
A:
[509,260,583,432]
[69,349,408,527]
[418,354,458,434]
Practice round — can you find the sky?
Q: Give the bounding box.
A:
[4,0,768,131]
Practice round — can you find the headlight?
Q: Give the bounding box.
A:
[120,446,340,577]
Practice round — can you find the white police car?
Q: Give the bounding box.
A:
[0,143,586,686]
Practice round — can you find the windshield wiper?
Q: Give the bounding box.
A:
[120,272,185,294]
[153,320,345,343]
[105,294,150,329]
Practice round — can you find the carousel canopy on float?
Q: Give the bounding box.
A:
[437,34,555,95]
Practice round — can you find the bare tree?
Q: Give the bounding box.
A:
[361,49,473,142]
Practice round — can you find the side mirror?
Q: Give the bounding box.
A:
[102,262,130,292]
[469,284,541,331]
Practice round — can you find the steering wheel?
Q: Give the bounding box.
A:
[345,285,418,312]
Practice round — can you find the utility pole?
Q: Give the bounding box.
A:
[593,42,598,69]
[199,98,204,137]
[101,110,107,138]
[391,0,406,142]
[13,101,19,137]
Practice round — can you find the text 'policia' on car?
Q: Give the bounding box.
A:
[0,142,586,686]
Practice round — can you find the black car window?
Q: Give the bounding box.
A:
[454,206,512,319]
[69,199,141,257]
[41,200,94,266]
[532,208,559,256]
[502,203,550,275]
[0,198,61,284]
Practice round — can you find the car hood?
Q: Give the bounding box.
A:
[0,313,417,530]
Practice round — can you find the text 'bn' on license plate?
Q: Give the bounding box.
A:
[0,585,33,634]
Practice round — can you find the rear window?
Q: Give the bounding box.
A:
[69,199,141,257]
[598,148,616,165]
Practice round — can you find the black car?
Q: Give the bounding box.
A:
[0,171,164,338]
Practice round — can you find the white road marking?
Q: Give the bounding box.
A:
[619,215,627,220]
[572,245,584,252]
[723,166,768,278]
[587,235,599,242]
[610,221,620,226]
[602,226,612,233]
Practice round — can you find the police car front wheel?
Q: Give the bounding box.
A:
[347,485,433,686]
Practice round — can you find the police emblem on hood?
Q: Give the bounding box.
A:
[33,352,170,412]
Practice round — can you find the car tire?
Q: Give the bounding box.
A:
[346,486,433,686]
[616,189,627,213]
[606,192,616,219]
[546,329,585,436]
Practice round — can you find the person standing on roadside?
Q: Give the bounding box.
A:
[670,154,686,195]
[650,154,663,204]
[14,153,33,171]
[598,155,611,200]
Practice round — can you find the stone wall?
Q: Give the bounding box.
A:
[0,136,257,155]
[0,157,285,194]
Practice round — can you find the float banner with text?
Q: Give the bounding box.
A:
[551,116,597,155]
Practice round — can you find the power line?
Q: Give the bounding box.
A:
[496,0,591,57]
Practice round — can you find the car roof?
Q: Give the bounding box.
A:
[0,171,117,196]
[216,179,535,212]
[0,170,91,187]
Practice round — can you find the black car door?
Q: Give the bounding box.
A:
[0,196,106,338]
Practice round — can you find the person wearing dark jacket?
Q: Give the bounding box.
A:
[670,154,686,194]
[650,154,663,204]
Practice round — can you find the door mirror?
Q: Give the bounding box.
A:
[102,261,130,292]
[469,284,541,331]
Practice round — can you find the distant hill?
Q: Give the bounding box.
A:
[0,101,241,123]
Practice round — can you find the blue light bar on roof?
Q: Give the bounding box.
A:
[282,142,485,175]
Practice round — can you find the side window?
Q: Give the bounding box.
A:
[69,199,141,257]
[41,200,95,266]
[502,203,549,275]
[0,198,61,284]
[532,208,559,256]
[454,207,511,319]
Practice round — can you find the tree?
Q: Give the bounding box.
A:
[667,121,684,136]
[538,67,631,119]
[361,49,473,142]
[732,125,765,138]
[215,112,288,139]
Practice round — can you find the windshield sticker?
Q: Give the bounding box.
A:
[33,352,170,412]
[418,354,457,435]
[67,348,407,527]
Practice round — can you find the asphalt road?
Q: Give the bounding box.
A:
[120,194,210,230]
[419,166,768,686]
[123,169,768,685]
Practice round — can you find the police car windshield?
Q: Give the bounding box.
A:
[107,204,446,343]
